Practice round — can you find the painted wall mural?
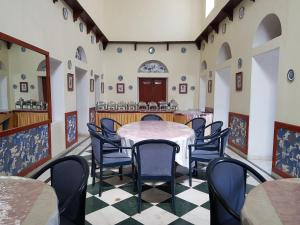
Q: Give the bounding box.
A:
[0,124,49,175]
[228,112,249,154]
[65,111,78,148]
[89,107,96,123]
[273,122,300,178]
[138,60,168,73]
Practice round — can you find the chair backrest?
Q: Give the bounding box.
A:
[141,114,163,121]
[209,121,223,136]
[132,139,179,179]
[206,157,266,225]
[89,129,105,163]
[31,155,89,225]
[218,128,230,156]
[186,117,206,138]
[87,122,101,133]
[100,117,116,133]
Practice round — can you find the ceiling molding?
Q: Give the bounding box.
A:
[195,0,255,49]
[53,0,108,46]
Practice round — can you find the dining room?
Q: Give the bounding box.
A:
[1,0,300,225]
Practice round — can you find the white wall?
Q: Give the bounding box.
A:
[102,44,201,110]
[199,75,207,111]
[248,48,279,160]
[214,67,231,127]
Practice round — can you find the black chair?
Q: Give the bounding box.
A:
[100,117,122,135]
[89,130,134,196]
[206,157,266,225]
[185,117,206,138]
[188,128,230,186]
[141,114,163,121]
[132,139,180,213]
[31,155,89,225]
[195,121,223,145]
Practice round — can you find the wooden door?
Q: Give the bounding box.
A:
[139,78,166,103]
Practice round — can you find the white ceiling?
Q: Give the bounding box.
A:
[79,0,203,41]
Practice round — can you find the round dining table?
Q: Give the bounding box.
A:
[241,178,300,225]
[117,121,195,167]
[0,176,59,225]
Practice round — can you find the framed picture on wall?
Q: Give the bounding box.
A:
[20,82,28,92]
[90,79,94,92]
[67,73,74,91]
[236,72,243,91]
[101,82,104,93]
[179,83,188,94]
[208,80,212,93]
[117,83,125,93]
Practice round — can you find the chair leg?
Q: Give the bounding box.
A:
[189,160,192,187]
[91,154,95,177]
[119,166,123,180]
[99,166,103,197]
[171,179,176,213]
[137,179,142,213]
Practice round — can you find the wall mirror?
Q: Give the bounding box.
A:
[0,32,51,132]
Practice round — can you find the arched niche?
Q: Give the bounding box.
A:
[138,60,168,73]
[75,46,87,63]
[217,42,232,64]
[253,14,282,48]
[37,59,46,71]
[201,60,207,71]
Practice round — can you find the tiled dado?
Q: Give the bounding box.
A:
[65,111,78,148]
[272,121,300,178]
[89,107,96,124]
[228,112,249,154]
[0,121,51,176]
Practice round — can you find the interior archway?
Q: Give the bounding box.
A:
[253,14,282,48]
[217,42,232,64]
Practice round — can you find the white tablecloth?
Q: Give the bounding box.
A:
[0,176,59,225]
[117,121,195,167]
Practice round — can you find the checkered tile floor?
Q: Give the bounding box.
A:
[80,148,258,225]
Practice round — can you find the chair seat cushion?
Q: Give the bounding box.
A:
[191,150,221,162]
[103,143,119,152]
[103,152,131,166]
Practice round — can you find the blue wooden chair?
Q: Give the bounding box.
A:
[141,114,163,121]
[206,157,266,225]
[32,155,89,225]
[132,139,179,213]
[185,117,206,138]
[188,128,230,186]
[100,118,122,143]
[89,130,134,196]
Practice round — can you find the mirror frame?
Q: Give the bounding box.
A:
[0,32,52,136]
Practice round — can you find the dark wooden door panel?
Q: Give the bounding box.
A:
[139,78,166,103]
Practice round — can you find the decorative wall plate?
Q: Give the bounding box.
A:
[79,22,84,32]
[13,84,18,89]
[118,75,123,81]
[148,47,155,54]
[117,47,122,53]
[30,84,35,89]
[238,58,243,69]
[181,75,187,81]
[21,74,26,80]
[128,85,133,90]
[63,7,68,20]
[68,60,72,70]
[287,69,295,82]
[21,47,26,52]
[172,86,176,91]
[181,47,186,53]
[222,23,226,34]
[108,85,113,90]
[190,86,195,91]
[239,7,245,19]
